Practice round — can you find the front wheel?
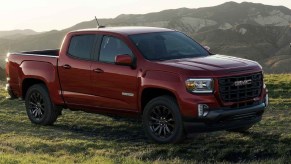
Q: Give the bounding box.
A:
[25,84,59,125]
[142,96,185,144]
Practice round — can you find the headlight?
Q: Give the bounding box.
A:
[185,78,213,93]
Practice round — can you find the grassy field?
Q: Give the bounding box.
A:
[0,67,5,81]
[0,75,290,164]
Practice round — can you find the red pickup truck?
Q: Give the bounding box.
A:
[5,27,268,143]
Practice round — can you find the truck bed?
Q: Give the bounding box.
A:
[8,49,59,66]
[6,49,62,103]
[21,49,59,56]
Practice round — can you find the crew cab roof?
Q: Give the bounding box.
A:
[71,26,175,35]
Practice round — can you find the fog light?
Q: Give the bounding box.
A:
[198,104,209,117]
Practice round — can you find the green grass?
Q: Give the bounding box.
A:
[0,75,291,163]
[0,67,5,81]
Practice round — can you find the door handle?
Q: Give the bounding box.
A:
[93,68,104,73]
[62,64,71,69]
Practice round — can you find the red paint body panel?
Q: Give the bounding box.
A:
[6,54,64,105]
[5,27,267,121]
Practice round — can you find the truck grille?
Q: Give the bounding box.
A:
[218,73,263,102]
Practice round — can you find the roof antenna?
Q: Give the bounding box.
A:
[95,16,105,28]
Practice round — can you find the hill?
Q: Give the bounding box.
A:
[0,29,38,39]
[0,2,291,73]
[192,24,291,73]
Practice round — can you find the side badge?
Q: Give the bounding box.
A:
[122,92,134,97]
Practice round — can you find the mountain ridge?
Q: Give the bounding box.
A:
[0,29,38,39]
[0,1,290,73]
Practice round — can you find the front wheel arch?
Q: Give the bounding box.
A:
[140,88,179,113]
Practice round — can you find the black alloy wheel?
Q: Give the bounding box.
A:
[149,105,175,138]
[28,91,45,120]
[25,84,59,125]
[143,96,185,143]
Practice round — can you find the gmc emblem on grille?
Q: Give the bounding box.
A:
[233,79,252,86]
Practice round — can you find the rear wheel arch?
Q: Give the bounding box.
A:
[22,78,47,99]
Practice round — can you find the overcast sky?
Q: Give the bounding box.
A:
[1,0,290,32]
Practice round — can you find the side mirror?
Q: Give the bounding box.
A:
[204,46,211,51]
[115,54,133,66]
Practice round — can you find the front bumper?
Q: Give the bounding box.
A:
[183,103,266,133]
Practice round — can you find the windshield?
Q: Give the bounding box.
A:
[129,31,209,61]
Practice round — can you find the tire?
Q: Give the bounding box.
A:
[142,96,185,144]
[25,84,59,125]
[227,125,253,133]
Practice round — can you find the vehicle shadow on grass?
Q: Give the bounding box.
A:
[22,118,290,162]
[53,117,147,142]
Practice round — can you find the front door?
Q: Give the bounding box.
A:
[90,35,138,111]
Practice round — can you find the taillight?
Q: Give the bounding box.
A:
[5,52,10,62]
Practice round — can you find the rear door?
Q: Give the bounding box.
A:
[58,34,99,107]
[90,35,139,111]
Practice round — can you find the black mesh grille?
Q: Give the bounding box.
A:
[218,73,263,102]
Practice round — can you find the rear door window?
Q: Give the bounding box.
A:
[68,35,96,60]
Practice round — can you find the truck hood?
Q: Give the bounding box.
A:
[156,54,262,76]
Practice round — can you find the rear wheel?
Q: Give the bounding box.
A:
[25,84,59,125]
[142,96,185,143]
